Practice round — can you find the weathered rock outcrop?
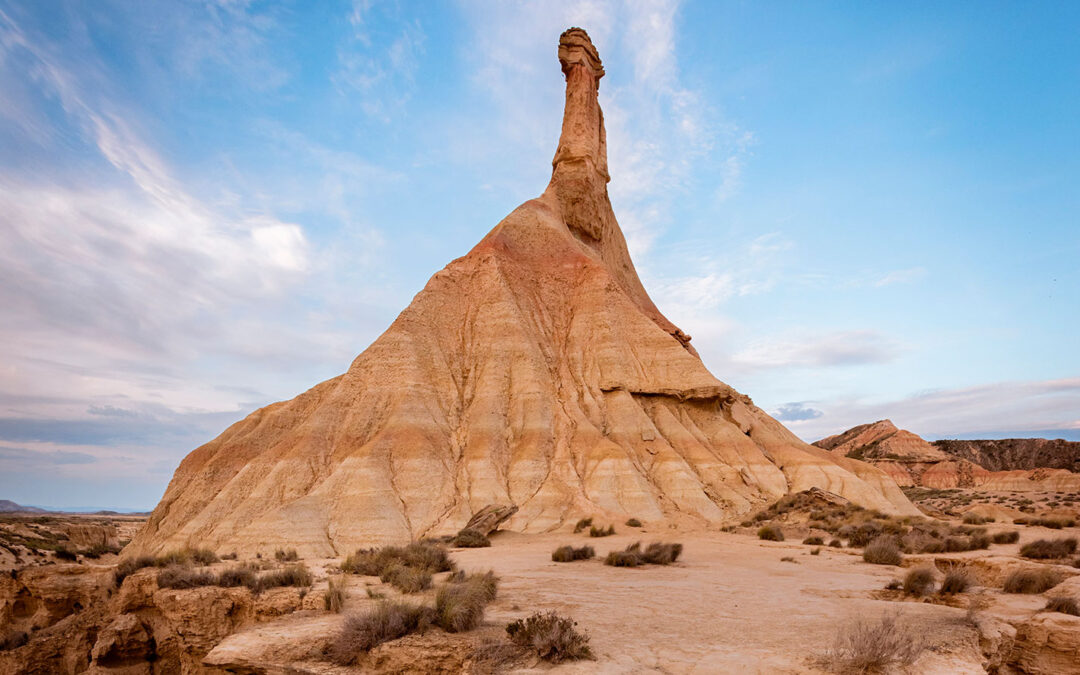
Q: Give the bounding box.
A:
[934,438,1080,473]
[1008,613,1080,675]
[127,28,917,559]
[816,421,1080,491]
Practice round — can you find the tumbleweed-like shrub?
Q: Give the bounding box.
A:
[1003,568,1062,594]
[1044,596,1080,616]
[863,536,903,566]
[552,545,595,562]
[435,571,499,632]
[157,565,217,589]
[625,518,643,527]
[903,568,935,597]
[589,525,615,538]
[939,570,972,595]
[328,601,435,664]
[992,531,1020,544]
[506,611,592,663]
[757,525,784,541]
[379,563,432,594]
[259,563,313,591]
[803,536,825,546]
[1020,537,1078,560]
[573,517,593,534]
[818,613,925,674]
[275,548,299,562]
[452,528,491,548]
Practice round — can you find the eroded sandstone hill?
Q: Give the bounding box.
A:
[129,29,917,557]
[933,438,1080,473]
[816,420,1080,491]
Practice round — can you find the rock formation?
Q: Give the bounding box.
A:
[816,420,1080,491]
[128,28,916,558]
[933,438,1080,473]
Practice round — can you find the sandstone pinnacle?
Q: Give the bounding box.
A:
[127,29,918,558]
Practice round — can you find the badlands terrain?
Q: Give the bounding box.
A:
[2,27,1079,675]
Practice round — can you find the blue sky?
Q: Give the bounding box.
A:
[0,1,1077,509]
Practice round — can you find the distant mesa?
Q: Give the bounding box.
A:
[128,28,918,558]
[0,500,47,514]
[815,420,1080,491]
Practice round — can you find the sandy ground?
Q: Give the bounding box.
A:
[451,530,984,673]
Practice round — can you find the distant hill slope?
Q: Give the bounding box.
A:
[932,438,1080,472]
[814,422,1080,491]
[0,500,47,513]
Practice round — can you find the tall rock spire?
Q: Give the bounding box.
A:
[543,28,696,354]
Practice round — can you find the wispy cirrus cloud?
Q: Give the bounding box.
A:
[733,330,902,370]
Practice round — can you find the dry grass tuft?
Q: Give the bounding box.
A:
[506,611,592,663]
[1020,537,1078,560]
[939,570,972,595]
[342,542,454,580]
[328,601,435,664]
[757,525,784,541]
[1003,568,1062,594]
[962,513,993,525]
[819,613,925,674]
[379,563,432,594]
[903,567,935,597]
[217,566,258,589]
[275,548,299,562]
[863,536,903,566]
[324,576,346,613]
[452,528,491,548]
[803,536,825,546]
[625,518,643,527]
[157,565,217,589]
[114,554,157,585]
[992,531,1020,544]
[435,570,498,632]
[259,563,314,591]
[1044,596,1080,616]
[573,517,593,534]
[589,524,615,538]
[603,541,682,567]
[551,545,595,562]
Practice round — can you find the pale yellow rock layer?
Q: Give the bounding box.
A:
[128,28,917,558]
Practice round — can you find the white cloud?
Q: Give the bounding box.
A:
[782,377,1080,443]
[733,330,902,369]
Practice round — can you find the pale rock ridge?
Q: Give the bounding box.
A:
[128,28,916,558]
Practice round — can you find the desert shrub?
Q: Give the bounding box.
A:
[573,517,593,534]
[157,565,216,589]
[943,536,973,553]
[885,579,902,591]
[781,556,797,563]
[435,571,498,632]
[589,525,615,538]
[260,563,313,591]
[803,536,825,546]
[552,545,595,562]
[969,534,991,550]
[1020,537,1078,560]
[1044,596,1080,616]
[324,576,347,613]
[1003,568,1062,594]
[604,550,642,567]
[154,547,217,567]
[642,542,682,564]
[221,551,238,560]
[82,543,122,558]
[820,613,925,674]
[1029,517,1076,529]
[625,518,642,527]
[452,528,491,548]
[379,563,432,594]
[190,548,219,565]
[506,611,592,663]
[863,537,902,566]
[54,546,77,561]
[329,601,435,664]
[939,570,972,595]
[847,522,883,548]
[342,542,453,577]
[114,554,157,585]
[829,539,843,548]
[0,630,29,651]
[811,547,821,555]
[274,548,299,562]
[963,513,992,525]
[903,568,935,597]
[992,531,1020,544]
[757,525,784,541]
[217,566,258,590]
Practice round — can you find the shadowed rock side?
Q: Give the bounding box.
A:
[129,28,916,558]
[816,420,1080,491]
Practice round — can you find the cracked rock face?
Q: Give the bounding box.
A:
[128,28,917,558]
